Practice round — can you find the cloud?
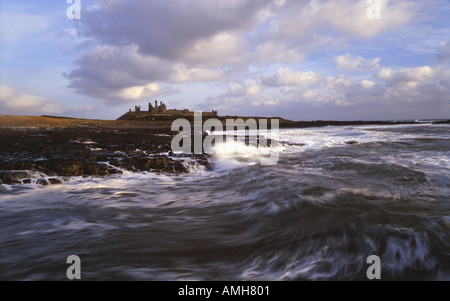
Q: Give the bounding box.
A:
[247,84,263,96]
[252,41,306,65]
[263,68,322,87]
[180,32,249,68]
[117,83,161,101]
[173,66,226,83]
[437,40,450,63]
[201,64,450,119]
[0,86,63,115]
[64,44,230,101]
[271,0,419,39]
[202,96,237,112]
[58,0,446,121]
[335,66,448,106]
[257,0,421,64]
[64,45,175,101]
[334,53,381,71]
[80,0,274,64]
[65,0,424,107]
[376,66,434,83]
[272,66,449,109]
[250,95,281,107]
[360,80,377,89]
[326,74,354,90]
[224,83,264,97]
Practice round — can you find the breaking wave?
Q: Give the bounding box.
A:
[1,124,450,280]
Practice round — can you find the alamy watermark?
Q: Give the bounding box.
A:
[64,254,379,279]
[367,0,381,20]
[171,112,280,166]
[66,255,81,280]
[66,0,81,20]
[366,255,381,279]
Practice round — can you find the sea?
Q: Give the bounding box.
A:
[1,123,449,280]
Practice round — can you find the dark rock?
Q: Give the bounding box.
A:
[0,126,209,184]
[56,160,84,176]
[0,171,31,184]
[344,140,359,145]
[106,166,123,175]
[36,178,50,186]
[84,162,108,176]
[93,153,112,161]
[48,178,63,185]
[281,142,306,147]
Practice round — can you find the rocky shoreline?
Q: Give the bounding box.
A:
[0,125,211,187]
[1,116,449,188]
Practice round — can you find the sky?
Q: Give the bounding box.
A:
[1,0,449,121]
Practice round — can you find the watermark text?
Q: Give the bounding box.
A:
[171,112,280,166]
[366,255,381,279]
[367,0,381,20]
[66,255,81,280]
[66,0,81,20]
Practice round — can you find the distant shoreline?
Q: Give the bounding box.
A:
[1,115,449,130]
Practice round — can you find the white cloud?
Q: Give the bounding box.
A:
[173,66,226,83]
[253,42,306,64]
[225,83,264,97]
[274,0,419,39]
[326,74,353,90]
[376,66,434,83]
[361,80,377,89]
[334,53,365,70]
[247,84,263,96]
[275,65,449,109]
[181,32,248,68]
[0,86,63,115]
[117,83,161,100]
[250,95,281,107]
[226,84,247,97]
[334,53,381,71]
[201,64,450,119]
[263,0,421,61]
[263,68,322,87]
[326,0,418,38]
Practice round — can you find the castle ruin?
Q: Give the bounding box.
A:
[118,100,218,120]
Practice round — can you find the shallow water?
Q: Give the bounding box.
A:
[1,124,449,280]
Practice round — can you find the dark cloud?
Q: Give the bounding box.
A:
[80,0,273,62]
[64,45,174,101]
[65,0,277,101]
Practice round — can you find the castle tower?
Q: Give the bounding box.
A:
[159,102,167,113]
[155,100,158,112]
[149,102,155,113]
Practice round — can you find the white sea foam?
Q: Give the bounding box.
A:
[278,124,450,153]
[210,138,284,170]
